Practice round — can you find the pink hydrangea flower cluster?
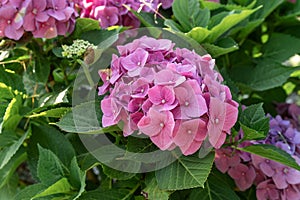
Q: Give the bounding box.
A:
[79,0,173,29]
[98,36,238,155]
[215,115,300,200]
[0,0,78,40]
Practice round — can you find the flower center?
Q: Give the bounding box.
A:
[187,130,192,134]
[32,8,38,14]
[7,20,11,24]
[214,118,219,124]
[137,61,141,66]
[241,172,245,176]
[283,168,289,174]
[161,99,166,104]
[184,101,189,106]
[159,122,164,128]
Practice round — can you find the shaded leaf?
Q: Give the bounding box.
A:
[0,127,30,169]
[143,173,170,200]
[172,0,210,32]
[33,178,72,199]
[237,144,300,171]
[27,107,71,119]
[207,7,261,42]
[27,124,76,179]
[156,152,214,190]
[55,101,120,134]
[78,189,133,200]
[37,145,65,186]
[189,171,239,200]
[72,18,100,38]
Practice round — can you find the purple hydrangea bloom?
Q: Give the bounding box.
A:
[256,180,280,200]
[215,113,300,199]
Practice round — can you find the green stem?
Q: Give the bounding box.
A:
[77,59,94,87]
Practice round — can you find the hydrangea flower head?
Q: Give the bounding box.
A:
[79,0,174,29]
[0,0,77,40]
[99,36,239,155]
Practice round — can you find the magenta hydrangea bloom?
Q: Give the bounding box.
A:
[0,0,77,40]
[98,36,239,155]
[0,2,25,40]
[78,0,174,29]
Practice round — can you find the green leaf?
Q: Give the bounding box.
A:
[0,174,19,200]
[164,20,183,32]
[80,29,118,46]
[0,148,26,189]
[69,157,86,200]
[202,38,239,57]
[262,33,300,63]
[78,189,134,200]
[132,11,164,27]
[155,152,215,190]
[189,171,239,200]
[0,83,14,100]
[0,127,30,169]
[32,178,72,199]
[39,88,69,107]
[27,124,76,179]
[186,27,211,43]
[172,0,210,32]
[14,183,46,200]
[101,164,136,180]
[206,7,260,42]
[240,123,268,141]
[72,18,100,38]
[37,145,65,186]
[0,95,22,132]
[238,0,283,39]
[55,101,121,134]
[240,103,265,125]
[237,144,300,171]
[26,107,71,119]
[0,66,24,92]
[52,47,63,58]
[33,57,50,83]
[239,103,269,140]
[230,60,298,91]
[143,173,170,200]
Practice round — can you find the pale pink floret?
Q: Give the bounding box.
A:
[207,97,238,148]
[23,0,48,31]
[0,5,24,40]
[138,108,175,150]
[173,119,207,155]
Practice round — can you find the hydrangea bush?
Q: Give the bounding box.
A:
[0,0,300,200]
